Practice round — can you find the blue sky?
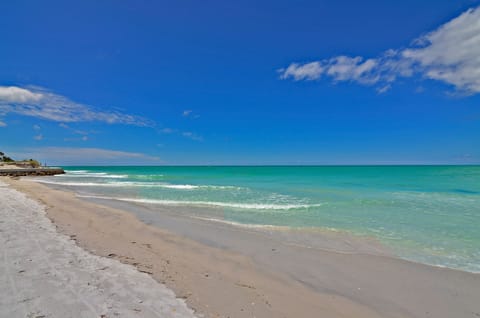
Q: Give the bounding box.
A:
[1,0,479,165]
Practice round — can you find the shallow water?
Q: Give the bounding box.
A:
[33,165,480,272]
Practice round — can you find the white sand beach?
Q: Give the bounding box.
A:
[3,177,480,318]
[0,180,196,318]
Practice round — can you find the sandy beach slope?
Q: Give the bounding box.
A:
[0,180,196,318]
[4,177,480,318]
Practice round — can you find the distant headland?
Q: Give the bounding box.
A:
[0,151,64,177]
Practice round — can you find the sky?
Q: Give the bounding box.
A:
[1,0,480,165]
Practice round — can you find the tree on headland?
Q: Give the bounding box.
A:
[27,159,41,168]
[0,151,14,162]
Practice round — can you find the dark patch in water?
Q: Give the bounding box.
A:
[452,189,479,194]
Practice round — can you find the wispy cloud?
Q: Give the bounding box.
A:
[58,122,92,137]
[160,127,176,134]
[63,136,88,142]
[279,6,480,95]
[159,127,204,142]
[182,131,203,141]
[32,123,43,140]
[0,86,154,126]
[452,153,479,164]
[10,147,161,165]
[182,109,200,119]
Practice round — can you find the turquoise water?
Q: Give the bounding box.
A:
[39,166,480,272]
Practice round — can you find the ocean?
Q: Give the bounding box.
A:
[33,165,480,273]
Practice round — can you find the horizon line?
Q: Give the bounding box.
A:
[54,163,480,167]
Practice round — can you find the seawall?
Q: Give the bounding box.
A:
[0,168,65,177]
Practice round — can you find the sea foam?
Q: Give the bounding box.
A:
[28,179,240,190]
[76,194,322,210]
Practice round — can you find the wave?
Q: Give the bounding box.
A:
[132,174,164,179]
[63,170,128,178]
[76,194,322,210]
[156,184,199,189]
[60,174,128,179]
[158,184,241,190]
[29,179,242,190]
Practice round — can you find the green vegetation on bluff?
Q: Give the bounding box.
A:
[0,151,14,162]
[0,151,41,168]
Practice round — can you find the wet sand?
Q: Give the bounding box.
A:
[5,177,480,318]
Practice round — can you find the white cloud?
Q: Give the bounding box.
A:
[33,134,43,141]
[401,7,480,93]
[0,86,42,103]
[279,6,480,94]
[327,56,378,84]
[0,120,7,127]
[33,124,41,130]
[0,86,154,126]
[11,147,161,165]
[279,62,324,81]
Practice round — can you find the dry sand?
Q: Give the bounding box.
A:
[0,163,20,169]
[0,179,196,318]
[4,177,480,318]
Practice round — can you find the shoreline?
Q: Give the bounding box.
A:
[69,187,480,275]
[5,177,480,318]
